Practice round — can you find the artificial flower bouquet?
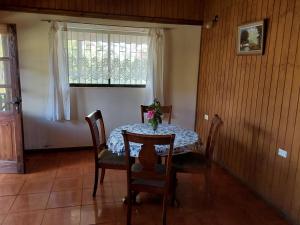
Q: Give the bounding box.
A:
[146,99,162,130]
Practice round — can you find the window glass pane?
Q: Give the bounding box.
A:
[0,34,9,58]
[0,87,12,112]
[67,28,148,86]
[0,60,11,85]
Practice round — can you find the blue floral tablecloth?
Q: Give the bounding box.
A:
[107,123,200,157]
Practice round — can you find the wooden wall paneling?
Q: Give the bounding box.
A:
[233,0,249,176]
[269,0,294,202]
[217,4,230,165]
[142,0,151,17]
[242,0,257,182]
[148,0,155,17]
[249,0,261,181]
[171,0,179,19]
[263,0,288,200]
[197,1,210,139]
[255,0,280,194]
[206,0,222,144]
[190,0,197,20]
[226,0,241,172]
[253,0,272,191]
[18,0,28,8]
[76,0,83,11]
[282,22,300,217]
[283,0,300,215]
[48,0,55,9]
[103,0,111,14]
[87,0,96,13]
[94,0,103,13]
[162,0,169,18]
[183,0,193,21]
[271,0,297,207]
[107,0,114,15]
[177,0,184,19]
[66,0,75,11]
[114,0,122,15]
[240,0,256,180]
[286,91,300,218]
[224,0,240,172]
[151,0,159,18]
[81,0,89,12]
[0,0,204,24]
[247,0,266,185]
[226,0,244,173]
[219,1,234,168]
[63,0,70,11]
[169,0,176,18]
[40,0,49,9]
[8,0,19,7]
[55,0,63,10]
[199,0,216,141]
[292,91,300,221]
[255,0,280,191]
[195,0,210,137]
[197,0,300,223]
[118,0,127,15]
[130,0,138,16]
[222,1,239,169]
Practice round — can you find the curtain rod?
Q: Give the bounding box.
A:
[40,19,172,30]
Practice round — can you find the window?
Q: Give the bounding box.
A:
[0,26,11,111]
[67,25,149,87]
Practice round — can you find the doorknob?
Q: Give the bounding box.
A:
[8,97,22,105]
[7,97,22,113]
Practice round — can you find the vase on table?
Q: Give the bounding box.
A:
[151,120,158,131]
[146,99,162,131]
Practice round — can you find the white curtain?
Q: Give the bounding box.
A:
[46,22,70,121]
[145,28,165,105]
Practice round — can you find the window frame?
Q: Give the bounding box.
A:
[67,27,148,88]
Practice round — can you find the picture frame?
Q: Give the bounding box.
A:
[237,20,266,55]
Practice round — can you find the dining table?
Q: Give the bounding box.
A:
[107,123,200,157]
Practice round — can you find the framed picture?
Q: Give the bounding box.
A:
[237,20,266,55]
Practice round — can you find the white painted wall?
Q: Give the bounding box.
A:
[0,11,201,149]
[164,28,201,130]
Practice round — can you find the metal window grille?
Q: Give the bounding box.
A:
[67,27,149,87]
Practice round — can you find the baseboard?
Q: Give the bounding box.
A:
[25,146,93,154]
[215,161,298,225]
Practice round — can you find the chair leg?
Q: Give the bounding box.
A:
[170,172,177,206]
[127,190,132,225]
[93,167,99,197]
[162,192,168,225]
[100,168,106,184]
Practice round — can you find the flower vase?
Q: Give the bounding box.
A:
[152,122,158,131]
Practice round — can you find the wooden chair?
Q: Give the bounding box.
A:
[141,105,172,124]
[85,110,126,197]
[172,114,223,197]
[122,131,175,225]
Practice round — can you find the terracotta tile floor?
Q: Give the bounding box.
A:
[0,150,291,225]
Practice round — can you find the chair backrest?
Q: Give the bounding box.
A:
[205,114,223,163]
[122,131,175,182]
[85,110,107,162]
[141,105,172,124]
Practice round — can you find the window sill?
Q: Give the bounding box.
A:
[69,83,146,88]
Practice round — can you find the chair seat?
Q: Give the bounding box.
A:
[172,152,208,172]
[131,163,166,188]
[131,163,166,173]
[98,149,126,166]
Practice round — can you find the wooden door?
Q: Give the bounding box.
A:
[0,24,24,173]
